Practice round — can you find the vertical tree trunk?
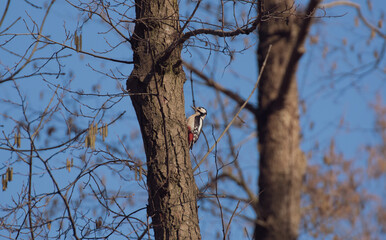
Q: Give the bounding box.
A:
[126,1,201,239]
[254,0,307,239]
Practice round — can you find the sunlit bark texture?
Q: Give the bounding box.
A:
[126,0,200,239]
[254,0,320,239]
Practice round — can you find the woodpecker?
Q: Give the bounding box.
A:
[187,106,207,149]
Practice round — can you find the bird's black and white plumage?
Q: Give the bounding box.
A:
[187,106,207,149]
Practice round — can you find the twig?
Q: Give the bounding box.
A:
[183,61,257,114]
[321,1,386,39]
[180,0,201,34]
[193,44,272,172]
[28,142,35,240]
[224,200,241,239]
[38,35,134,64]
[0,0,56,84]
[0,111,126,152]
[31,85,59,139]
[190,70,196,108]
[0,0,11,28]
[213,128,225,238]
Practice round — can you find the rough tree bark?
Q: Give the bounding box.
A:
[126,0,201,239]
[255,0,321,239]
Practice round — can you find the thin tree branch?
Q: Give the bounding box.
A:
[0,111,126,152]
[193,44,272,172]
[0,0,11,28]
[0,0,56,84]
[180,18,259,45]
[157,15,261,64]
[28,142,35,240]
[182,61,258,115]
[38,35,134,64]
[224,200,241,239]
[180,0,202,34]
[321,0,386,39]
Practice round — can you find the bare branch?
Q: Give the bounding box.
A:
[180,0,202,34]
[0,0,56,84]
[180,18,259,45]
[321,0,386,39]
[0,0,11,29]
[182,61,258,114]
[193,44,272,172]
[38,35,134,64]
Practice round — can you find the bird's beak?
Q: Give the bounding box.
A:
[191,106,197,111]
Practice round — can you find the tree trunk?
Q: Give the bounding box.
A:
[126,1,201,239]
[254,0,307,239]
